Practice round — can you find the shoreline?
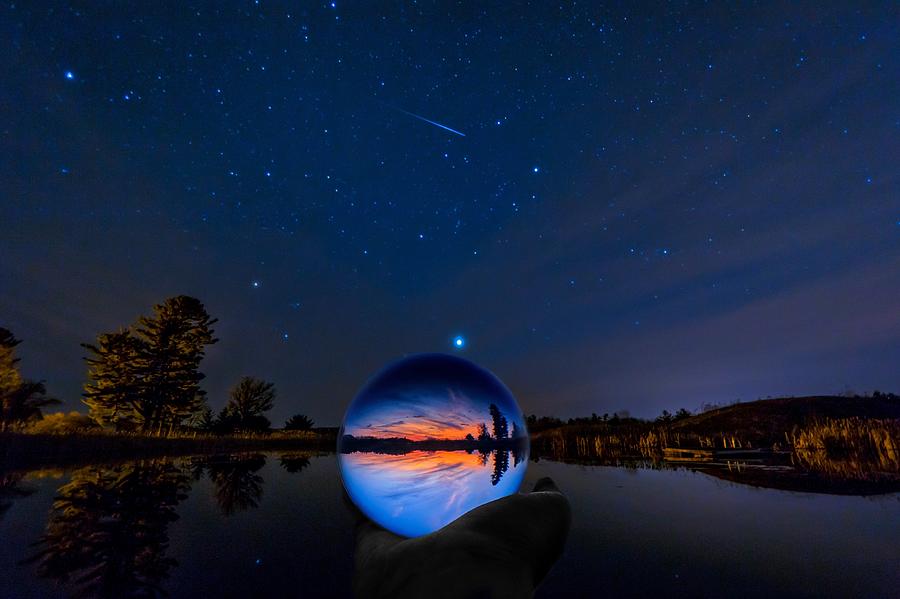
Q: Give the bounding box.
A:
[0,430,338,471]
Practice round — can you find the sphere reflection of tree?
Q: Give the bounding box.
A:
[491,450,510,486]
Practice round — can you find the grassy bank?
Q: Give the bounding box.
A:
[0,429,338,471]
[530,396,900,467]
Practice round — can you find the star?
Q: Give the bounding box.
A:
[453,335,465,348]
[64,71,75,80]
[251,281,260,288]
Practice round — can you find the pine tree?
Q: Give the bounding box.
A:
[132,296,217,434]
[82,330,146,430]
[0,328,59,431]
[81,296,217,434]
[489,403,508,440]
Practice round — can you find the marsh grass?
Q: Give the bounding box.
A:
[791,418,900,478]
[530,423,758,462]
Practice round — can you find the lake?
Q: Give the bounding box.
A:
[1,451,898,598]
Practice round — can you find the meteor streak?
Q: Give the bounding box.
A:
[394,107,466,137]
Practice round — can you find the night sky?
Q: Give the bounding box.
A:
[2,3,898,426]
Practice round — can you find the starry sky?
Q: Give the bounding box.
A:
[2,3,898,426]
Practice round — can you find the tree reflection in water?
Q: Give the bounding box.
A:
[21,452,319,597]
[203,453,266,516]
[25,459,190,598]
[278,452,312,473]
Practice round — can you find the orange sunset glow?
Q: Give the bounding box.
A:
[359,419,481,441]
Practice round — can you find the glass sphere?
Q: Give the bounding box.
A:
[338,353,529,537]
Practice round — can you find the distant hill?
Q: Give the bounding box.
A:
[529,394,900,449]
[668,394,900,444]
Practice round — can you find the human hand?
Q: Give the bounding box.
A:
[350,477,570,599]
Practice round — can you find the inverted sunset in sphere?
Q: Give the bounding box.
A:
[338,353,529,537]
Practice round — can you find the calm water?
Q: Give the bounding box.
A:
[340,449,527,536]
[1,452,898,598]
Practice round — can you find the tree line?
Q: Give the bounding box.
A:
[464,403,524,443]
[1,296,314,435]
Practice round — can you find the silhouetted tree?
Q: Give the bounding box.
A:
[525,414,564,433]
[464,433,475,442]
[218,377,275,433]
[656,409,673,424]
[0,328,59,431]
[489,403,508,440]
[135,296,218,434]
[674,408,692,421]
[284,413,314,431]
[477,423,491,442]
[82,330,147,430]
[82,297,217,434]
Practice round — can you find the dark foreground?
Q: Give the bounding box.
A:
[1,451,898,598]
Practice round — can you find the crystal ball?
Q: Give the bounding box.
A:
[338,353,529,537]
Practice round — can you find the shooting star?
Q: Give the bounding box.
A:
[393,107,466,137]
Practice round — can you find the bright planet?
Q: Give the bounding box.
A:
[338,353,529,537]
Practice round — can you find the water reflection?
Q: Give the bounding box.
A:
[203,453,266,516]
[0,470,33,522]
[0,449,896,597]
[530,416,900,495]
[279,452,312,473]
[339,449,527,537]
[530,451,900,495]
[19,453,316,598]
[25,459,191,598]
